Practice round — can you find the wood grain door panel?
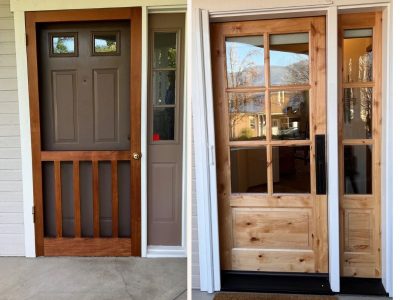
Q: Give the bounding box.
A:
[211,17,327,274]
[338,12,382,278]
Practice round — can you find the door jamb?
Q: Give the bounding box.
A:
[24,7,142,256]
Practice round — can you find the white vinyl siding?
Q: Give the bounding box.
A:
[0,0,24,256]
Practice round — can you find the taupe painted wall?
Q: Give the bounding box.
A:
[0,0,24,256]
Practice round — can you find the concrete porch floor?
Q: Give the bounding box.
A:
[0,257,187,300]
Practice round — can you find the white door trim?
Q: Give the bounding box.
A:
[192,7,220,292]
[193,4,392,295]
[392,0,399,298]
[326,5,340,292]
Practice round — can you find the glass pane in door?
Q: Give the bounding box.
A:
[270,90,309,140]
[230,146,267,193]
[228,92,266,141]
[272,146,311,193]
[343,29,373,83]
[344,145,372,194]
[269,33,309,86]
[343,87,373,139]
[225,36,265,88]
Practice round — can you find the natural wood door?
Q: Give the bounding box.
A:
[339,12,382,278]
[211,17,328,273]
[26,8,142,256]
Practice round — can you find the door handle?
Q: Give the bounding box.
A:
[132,152,142,160]
[315,134,326,195]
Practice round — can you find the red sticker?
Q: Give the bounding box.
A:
[153,133,160,141]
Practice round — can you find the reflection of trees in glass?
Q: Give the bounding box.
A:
[283,58,309,84]
[155,47,176,68]
[226,43,264,140]
[167,48,176,68]
[226,43,263,87]
[95,37,117,53]
[54,37,73,54]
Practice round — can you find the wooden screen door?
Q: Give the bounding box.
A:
[26,8,142,256]
[211,17,328,273]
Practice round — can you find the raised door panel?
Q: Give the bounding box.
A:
[93,68,119,143]
[232,208,311,250]
[232,249,315,272]
[51,71,77,144]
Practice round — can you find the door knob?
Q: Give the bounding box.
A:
[132,152,142,160]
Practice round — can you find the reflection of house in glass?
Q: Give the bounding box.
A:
[270,90,309,140]
[228,93,266,141]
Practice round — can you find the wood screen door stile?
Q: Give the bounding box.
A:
[339,12,382,278]
[25,8,142,256]
[211,17,328,273]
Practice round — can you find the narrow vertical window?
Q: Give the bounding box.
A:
[151,31,178,141]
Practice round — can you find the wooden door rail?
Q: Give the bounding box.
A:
[41,151,131,161]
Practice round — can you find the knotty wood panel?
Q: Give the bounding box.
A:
[339,12,382,278]
[232,249,315,273]
[230,194,313,208]
[345,209,373,252]
[232,208,311,249]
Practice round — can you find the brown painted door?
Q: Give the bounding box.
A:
[147,14,185,246]
[212,17,328,273]
[36,21,140,256]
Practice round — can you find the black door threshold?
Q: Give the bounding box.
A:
[340,277,387,296]
[221,271,332,295]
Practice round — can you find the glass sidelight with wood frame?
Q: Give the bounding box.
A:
[211,17,328,274]
[339,12,382,278]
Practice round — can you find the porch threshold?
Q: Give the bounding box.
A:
[340,277,387,296]
[221,271,332,295]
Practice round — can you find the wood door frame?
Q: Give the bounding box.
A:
[25,7,142,256]
[193,5,392,294]
[211,16,327,274]
[338,12,382,278]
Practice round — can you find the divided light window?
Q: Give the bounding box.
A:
[225,32,312,195]
[341,28,374,194]
[151,31,179,142]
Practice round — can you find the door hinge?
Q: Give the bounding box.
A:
[32,206,35,223]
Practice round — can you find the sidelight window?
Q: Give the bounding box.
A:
[151,31,179,142]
